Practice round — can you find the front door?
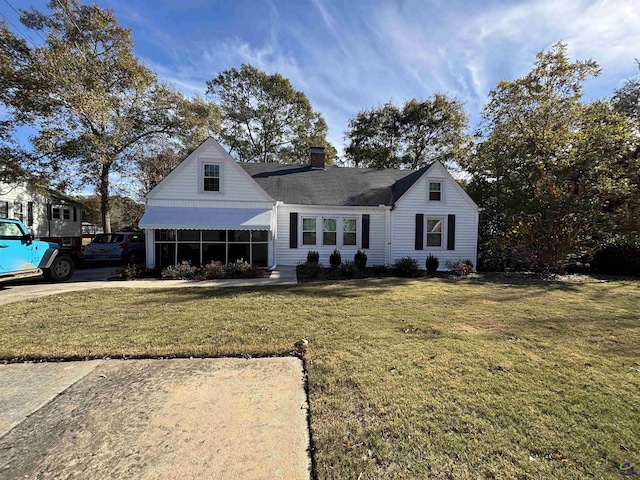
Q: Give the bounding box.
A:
[0,221,33,274]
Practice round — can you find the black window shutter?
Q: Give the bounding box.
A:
[362,214,370,249]
[47,203,52,220]
[73,207,77,222]
[289,212,298,249]
[415,214,424,250]
[447,214,456,250]
[1,201,7,218]
[27,202,33,226]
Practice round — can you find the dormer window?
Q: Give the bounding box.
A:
[428,181,442,201]
[203,164,220,192]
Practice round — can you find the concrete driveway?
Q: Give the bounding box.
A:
[0,265,119,306]
[0,358,311,479]
[0,267,297,306]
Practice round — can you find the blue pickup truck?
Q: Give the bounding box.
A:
[0,218,75,282]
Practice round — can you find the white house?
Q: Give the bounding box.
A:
[139,138,478,269]
[0,182,83,254]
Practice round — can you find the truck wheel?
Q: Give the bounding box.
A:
[44,255,75,282]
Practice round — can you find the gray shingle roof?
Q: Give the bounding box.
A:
[238,163,432,206]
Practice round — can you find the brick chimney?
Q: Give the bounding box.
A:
[309,146,325,169]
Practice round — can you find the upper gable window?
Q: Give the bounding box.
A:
[429,182,442,201]
[203,164,220,192]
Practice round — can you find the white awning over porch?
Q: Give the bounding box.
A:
[139,206,272,230]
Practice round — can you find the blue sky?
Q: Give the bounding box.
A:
[6,0,640,157]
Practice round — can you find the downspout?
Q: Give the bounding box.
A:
[268,200,281,270]
[474,207,482,270]
[382,204,392,266]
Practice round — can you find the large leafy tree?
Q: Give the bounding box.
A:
[0,1,216,232]
[611,60,640,236]
[344,94,469,169]
[80,194,144,231]
[206,64,335,164]
[462,43,636,271]
[344,103,403,168]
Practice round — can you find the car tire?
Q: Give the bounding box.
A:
[43,255,75,282]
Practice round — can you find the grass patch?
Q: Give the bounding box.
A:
[1,277,639,478]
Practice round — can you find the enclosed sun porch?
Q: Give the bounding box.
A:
[139,206,274,269]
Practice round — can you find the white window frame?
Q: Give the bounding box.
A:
[322,217,337,246]
[428,181,443,202]
[301,217,318,246]
[201,161,222,194]
[425,217,444,249]
[342,217,358,246]
[52,207,61,219]
[63,208,71,220]
[298,215,363,248]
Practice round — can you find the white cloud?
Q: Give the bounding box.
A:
[470,0,640,72]
[117,0,640,158]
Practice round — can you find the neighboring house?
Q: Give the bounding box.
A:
[139,138,478,269]
[0,182,83,255]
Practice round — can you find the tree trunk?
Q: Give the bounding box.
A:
[100,164,111,234]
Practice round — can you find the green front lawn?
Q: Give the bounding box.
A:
[1,278,638,478]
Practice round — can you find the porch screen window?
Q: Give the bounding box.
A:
[323,218,337,246]
[154,229,268,268]
[426,218,443,247]
[203,164,220,191]
[302,218,316,246]
[343,218,357,246]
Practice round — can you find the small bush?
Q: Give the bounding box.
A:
[307,250,320,265]
[117,263,145,280]
[371,264,390,276]
[203,261,225,279]
[446,259,474,276]
[296,262,324,280]
[161,261,198,279]
[340,261,359,278]
[226,259,252,277]
[354,250,368,271]
[591,239,640,276]
[329,249,342,268]
[393,257,421,278]
[425,254,439,273]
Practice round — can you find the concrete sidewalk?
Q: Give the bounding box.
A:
[0,268,298,306]
[0,358,311,480]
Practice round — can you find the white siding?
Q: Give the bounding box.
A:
[0,182,82,238]
[147,139,272,203]
[391,163,478,268]
[275,204,387,266]
[147,198,272,210]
